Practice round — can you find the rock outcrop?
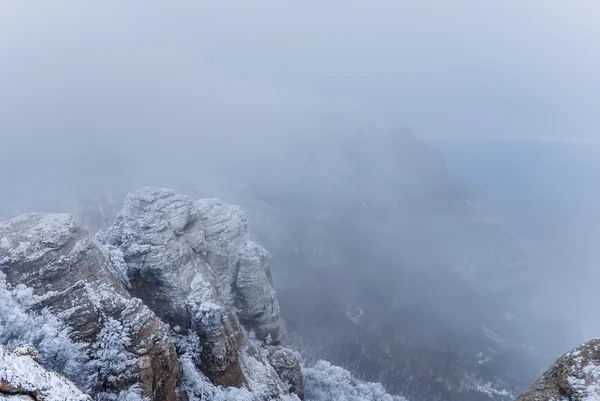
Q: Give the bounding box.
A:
[0,213,179,401]
[106,190,245,387]
[266,346,304,399]
[516,338,600,401]
[195,199,280,341]
[105,188,301,397]
[0,188,303,400]
[0,345,91,401]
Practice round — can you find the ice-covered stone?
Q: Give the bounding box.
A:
[235,241,280,341]
[0,345,92,401]
[107,188,245,387]
[0,213,178,401]
[266,346,304,399]
[106,188,301,396]
[0,189,303,400]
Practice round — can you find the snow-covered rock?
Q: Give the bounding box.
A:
[0,213,179,401]
[266,346,304,399]
[194,199,281,342]
[0,345,91,401]
[234,241,280,341]
[106,188,301,397]
[106,189,245,386]
[516,338,600,401]
[0,187,412,401]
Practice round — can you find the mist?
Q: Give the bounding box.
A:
[1,2,599,400]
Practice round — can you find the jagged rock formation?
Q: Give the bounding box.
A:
[516,338,600,401]
[0,345,91,401]
[105,188,301,397]
[0,185,422,401]
[266,347,304,399]
[194,199,280,341]
[0,197,304,400]
[105,190,245,386]
[0,213,179,401]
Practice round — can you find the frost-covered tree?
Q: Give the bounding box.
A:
[303,360,407,401]
[93,318,137,390]
[0,273,92,390]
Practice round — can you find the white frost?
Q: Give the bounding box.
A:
[0,345,92,401]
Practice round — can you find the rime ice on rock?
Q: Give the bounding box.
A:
[106,188,301,397]
[516,338,600,401]
[106,189,245,386]
[0,188,413,401]
[0,213,179,401]
[0,345,92,401]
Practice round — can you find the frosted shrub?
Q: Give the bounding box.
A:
[0,272,92,390]
[304,360,407,401]
[93,318,136,389]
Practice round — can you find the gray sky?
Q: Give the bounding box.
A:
[1,1,600,144]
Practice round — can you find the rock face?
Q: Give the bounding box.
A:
[0,188,303,400]
[516,338,600,401]
[0,213,179,401]
[105,188,301,396]
[0,345,91,401]
[106,190,245,386]
[194,199,280,342]
[266,346,304,399]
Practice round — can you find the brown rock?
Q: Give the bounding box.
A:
[516,338,600,401]
[0,345,92,401]
[267,346,304,399]
[0,214,179,401]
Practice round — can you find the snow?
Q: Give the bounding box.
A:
[0,345,92,401]
[2,193,420,401]
[476,351,492,365]
[0,272,92,390]
[345,304,364,324]
[473,382,513,398]
[481,326,508,348]
[565,348,600,401]
[178,344,299,401]
[93,318,136,389]
[95,385,149,401]
[0,213,77,264]
[303,360,408,401]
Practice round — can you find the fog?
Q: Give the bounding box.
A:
[1,2,600,400]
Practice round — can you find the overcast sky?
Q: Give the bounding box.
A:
[1,1,600,145]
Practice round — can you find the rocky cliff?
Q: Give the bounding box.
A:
[0,189,303,401]
[0,212,178,401]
